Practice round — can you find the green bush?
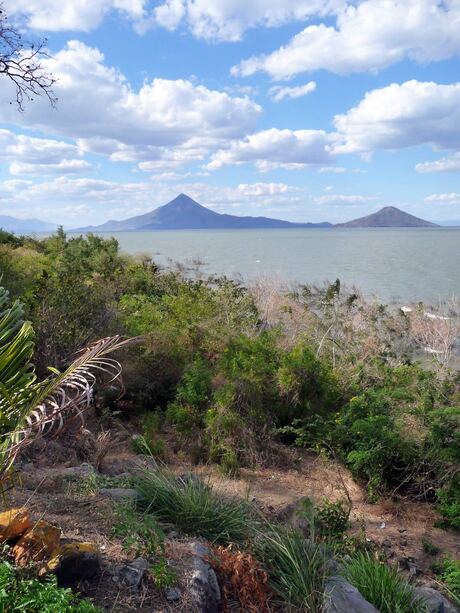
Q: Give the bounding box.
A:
[112,504,166,558]
[0,561,101,612]
[343,553,428,613]
[436,477,460,530]
[136,467,253,544]
[254,524,329,611]
[432,557,460,604]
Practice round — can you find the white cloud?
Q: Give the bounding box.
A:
[233,0,460,79]
[0,129,90,175]
[208,128,337,171]
[150,0,344,42]
[318,166,346,174]
[269,81,316,102]
[333,80,460,154]
[5,0,146,32]
[314,194,378,205]
[425,193,460,205]
[9,159,92,176]
[416,153,460,173]
[0,41,261,170]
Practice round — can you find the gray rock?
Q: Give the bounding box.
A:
[189,542,221,613]
[62,463,96,479]
[118,558,149,590]
[165,586,182,602]
[101,456,157,476]
[414,587,460,613]
[99,488,139,502]
[324,577,380,613]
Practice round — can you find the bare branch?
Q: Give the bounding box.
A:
[0,4,57,111]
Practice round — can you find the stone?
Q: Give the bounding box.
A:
[0,508,31,543]
[13,520,61,566]
[382,538,392,548]
[118,557,149,590]
[400,538,408,547]
[409,561,420,577]
[189,542,221,613]
[324,576,380,613]
[165,586,182,601]
[99,487,139,502]
[61,463,96,479]
[414,586,460,613]
[41,542,100,584]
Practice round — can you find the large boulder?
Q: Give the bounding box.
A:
[189,542,221,613]
[12,520,61,567]
[414,586,460,613]
[324,576,380,613]
[0,508,31,543]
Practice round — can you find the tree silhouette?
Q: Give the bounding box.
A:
[0,4,56,110]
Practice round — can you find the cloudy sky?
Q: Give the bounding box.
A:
[1,0,460,225]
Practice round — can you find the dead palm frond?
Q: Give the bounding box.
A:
[0,285,138,482]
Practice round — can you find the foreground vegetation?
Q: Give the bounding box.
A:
[0,228,459,610]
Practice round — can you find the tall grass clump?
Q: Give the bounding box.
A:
[254,523,329,611]
[342,553,428,613]
[136,468,253,544]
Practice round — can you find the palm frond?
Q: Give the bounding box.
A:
[0,335,138,480]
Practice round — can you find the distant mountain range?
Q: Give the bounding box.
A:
[336,206,438,228]
[0,214,58,233]
[74,194,331,231]
[1,196,441,234]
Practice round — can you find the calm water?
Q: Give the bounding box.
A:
[85,227,460,303]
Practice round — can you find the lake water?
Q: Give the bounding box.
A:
[85,227,460,304]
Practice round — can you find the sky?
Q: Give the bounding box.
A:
[1,0,460,226]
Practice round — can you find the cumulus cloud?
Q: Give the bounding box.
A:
[0,129,90,175]
[4,0,147,32]
[333,80,460,154]
[0,41,261,169]
[425,193,460,204]
[208,128,337,171]
[416,153,460,173]
[150,0,343,42]
[269,81,316,102]
[233,0,460,79]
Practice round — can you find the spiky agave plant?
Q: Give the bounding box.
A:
[0,285,135,483]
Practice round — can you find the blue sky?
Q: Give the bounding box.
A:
[1,0,460,225]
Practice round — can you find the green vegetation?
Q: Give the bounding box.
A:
[342,553,428,613]
[253,524,329,611]
[433,557,460,605]
[0,561,101,612]
[1,229,458,527]
[137,468,252,544]
[112,504,166,558]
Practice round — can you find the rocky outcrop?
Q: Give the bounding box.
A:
[324,576,380,613]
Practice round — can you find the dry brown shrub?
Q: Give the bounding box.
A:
[211,544,273,612]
